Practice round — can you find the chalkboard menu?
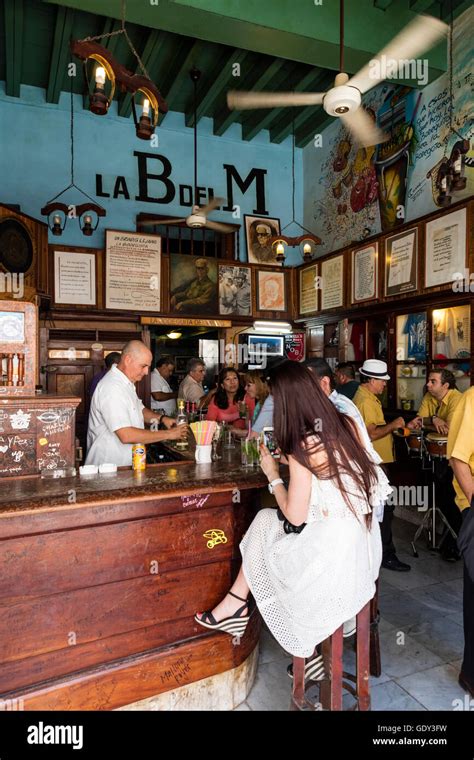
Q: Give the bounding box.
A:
[0,396,80,478]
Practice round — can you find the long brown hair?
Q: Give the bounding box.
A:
[271,361,378,526]
[244,370,270,404]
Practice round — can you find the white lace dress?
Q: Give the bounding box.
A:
[240,466,390,657]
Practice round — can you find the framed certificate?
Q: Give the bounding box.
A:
[105,230,161,311]
[54,250,96,306]
[385,228,418,296]
[321,254,344,311]
[352,243,378,303]
[425,207,467,288]
[299,264,318,315]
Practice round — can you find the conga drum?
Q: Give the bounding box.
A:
[406,431,423,457]
[425,433,448,460]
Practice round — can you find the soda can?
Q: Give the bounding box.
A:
[132,444,146,471]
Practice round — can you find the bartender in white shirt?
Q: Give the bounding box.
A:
[86,340,187,467]
[150,355,177,416]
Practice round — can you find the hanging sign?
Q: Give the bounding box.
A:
[284,333,305,362]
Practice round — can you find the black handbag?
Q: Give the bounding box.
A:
[276,507,306,534]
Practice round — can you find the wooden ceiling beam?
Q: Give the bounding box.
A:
[3,0,24,97]
[118,29,164,118]
[295,110,333,148]
[242,66,327,142]
[185,48,250,128]
[373,0,394,9]
[270,71,335,144]
[46,5,75,104]
[159,39,205,123]
[213,57,287,137]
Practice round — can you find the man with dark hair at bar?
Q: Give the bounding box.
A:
[353,360,410,572]
[89,351,121,398]
[408,369,463,561]
[151,355,178,417]
[335,362,359,400]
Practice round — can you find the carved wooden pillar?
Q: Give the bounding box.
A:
[17,353,25,386]
[6,354,13,386]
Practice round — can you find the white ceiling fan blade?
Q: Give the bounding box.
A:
[140,218,187,226]
[199,197,225,216]
[227,90,325,110]
[205,220,235,234]
[340,108,389,148]
[347,15,448,94]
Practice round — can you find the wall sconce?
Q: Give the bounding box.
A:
[269,233,321,265]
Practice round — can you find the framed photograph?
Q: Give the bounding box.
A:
[321,254,344,310]
[352,243,378,303]
[244,215,281,266]
[385,228,418,296]
[218,264,251,316]
[170,254,218,315]
[299,264,318,315]
[425,207,467,288]
[248,334,284,357]
[54,250,96,306]
[257,270,286,312]
[105,230,161,311]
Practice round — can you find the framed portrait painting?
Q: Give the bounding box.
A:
[244,215,281,266]
[170,254,218,315]
[218,265,252,316]
[257,270,286,312]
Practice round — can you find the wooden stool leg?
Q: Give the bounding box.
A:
[320,626,343,710]
[290,657,306,710]
[356,601,371,711]
[370,580,382,677]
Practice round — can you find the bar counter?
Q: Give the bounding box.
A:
[0,448,272,710]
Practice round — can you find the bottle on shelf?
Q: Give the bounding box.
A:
[175,400,188,450]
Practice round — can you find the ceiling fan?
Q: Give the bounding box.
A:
[142,68,234,234]
[227,0,447,148]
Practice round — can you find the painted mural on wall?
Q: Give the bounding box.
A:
[304,6,473,256]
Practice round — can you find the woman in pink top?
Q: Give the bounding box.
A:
[206,368,254,429]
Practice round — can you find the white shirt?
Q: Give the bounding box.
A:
[86,365,145,467]
[150,369,176,416]
[330,390,388,521]
[178,374,204,404]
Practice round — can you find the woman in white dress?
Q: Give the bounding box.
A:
[195,361,390,658]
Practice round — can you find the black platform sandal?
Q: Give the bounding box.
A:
[194,591,250,638]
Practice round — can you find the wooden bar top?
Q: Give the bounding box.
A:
[0,449,270,514]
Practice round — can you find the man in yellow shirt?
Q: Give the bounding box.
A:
[354,360,410,572]
[408,369,462,435]
[448,386,474,697]
[408,369,463,561]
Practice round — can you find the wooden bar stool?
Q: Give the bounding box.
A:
[290,600,372,711]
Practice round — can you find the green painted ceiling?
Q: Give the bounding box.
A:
[0,0,469,147]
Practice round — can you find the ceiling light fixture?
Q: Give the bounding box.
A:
[70,0,168,140]
[166,331,182,340]
[41,75,106,236]
[253,321,292,334]
[268,114,321,265]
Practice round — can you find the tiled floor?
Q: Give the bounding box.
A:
[237,518,469,711]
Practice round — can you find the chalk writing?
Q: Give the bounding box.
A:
[181,493,210,510]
